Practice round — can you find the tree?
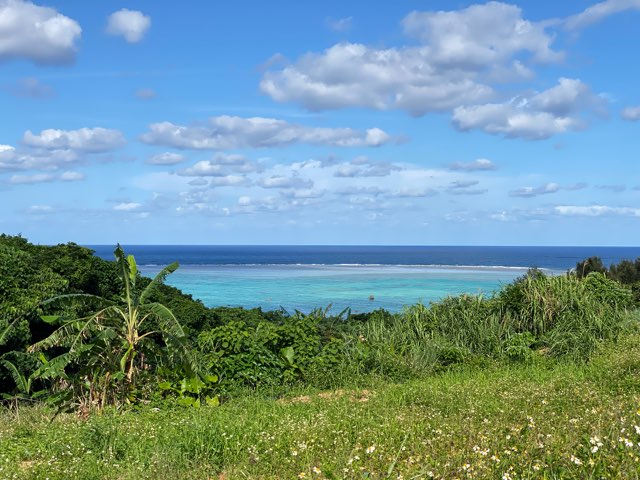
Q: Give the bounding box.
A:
[575,256,606,278]
[29,245,191,407]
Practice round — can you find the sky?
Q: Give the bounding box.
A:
[0,0,639,246]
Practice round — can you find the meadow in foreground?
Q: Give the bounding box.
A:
[3,329,640,479]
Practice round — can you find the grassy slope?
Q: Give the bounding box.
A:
[2,331,640,479]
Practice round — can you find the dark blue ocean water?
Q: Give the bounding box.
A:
[88,245,640,270]
[87,246,640,313]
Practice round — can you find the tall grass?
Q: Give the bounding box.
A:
[333,272,636,381]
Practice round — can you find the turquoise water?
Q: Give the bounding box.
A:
[140,264,533,313]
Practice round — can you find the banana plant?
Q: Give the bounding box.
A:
[29,245,192,404]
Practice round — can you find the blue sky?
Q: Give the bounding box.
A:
[1,0,639,245]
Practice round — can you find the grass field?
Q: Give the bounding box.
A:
[3,330,640,480]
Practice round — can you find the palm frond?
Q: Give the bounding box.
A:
[139,261,179,304]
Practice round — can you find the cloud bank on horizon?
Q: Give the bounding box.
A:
[0,0,638,245]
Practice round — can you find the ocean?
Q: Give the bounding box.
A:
[88,246,640,314]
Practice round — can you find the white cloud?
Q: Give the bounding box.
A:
[261,42,495,115]
[446,180,487,195]
[258,175,313,189]
[106,9,151,43]
[454,106,578,139]
[528,78,602,116]
[280,188,326,199]
[209,175,251,187]
[141,116,392,150]
[565,0,640,30]
[621,105,640,121]
[9,173,54,184]
[26,204,54,214]
[59,170,84,181]
[510,183,561,197]
[113,202,143,211]
[0,0,81,65]
[23,127,126,152]
[402,3,561,66]
[448,180,479,189]
[179,153,262,177]
[452,78,601,140]
[261,2,560,115]
[554,205,640,217]
[390,187,437,198]
[448,158,496,171]
[0,147,79,172]
[8,170,85,184]
[333,158,401,177]
[146,152,185,165]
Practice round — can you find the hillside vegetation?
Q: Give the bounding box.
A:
[1,235,639,478]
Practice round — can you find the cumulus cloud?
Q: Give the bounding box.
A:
[8,170,85,184]
[0,145,79,172]
[0,128,125,173]
[9,173,54,184]
[448,158,496,171]
[258,175,313,189]
[445,180,487,195]
[60,171,84,181]
[621,105,640,121]
[509,183,561,197]
[261,2,561,115]
[23,127,126,152]
[333,158,401,177]
[0,0,81,65]
[452,78,602,140]
[390,187,437,198]
[106,9,151,43]
[113,202,143,211]
[178,153,262,177]
[279,188,325,199]
[140,116,392,150]
[26,204,55,214]
[5,77,54,98]
[209,175,251,187]
[402,3,561,66]
[448,180,479,189]
[554,205,640,217]
[565,0,640,30]
[146,152,185,165]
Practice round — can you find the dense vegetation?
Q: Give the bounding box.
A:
[1,235,639,478]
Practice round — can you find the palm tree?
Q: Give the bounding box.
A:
[29,245,190,405]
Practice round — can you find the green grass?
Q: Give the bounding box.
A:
[3,330,640,479]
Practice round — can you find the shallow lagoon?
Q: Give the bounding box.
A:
[140,264,537,313]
